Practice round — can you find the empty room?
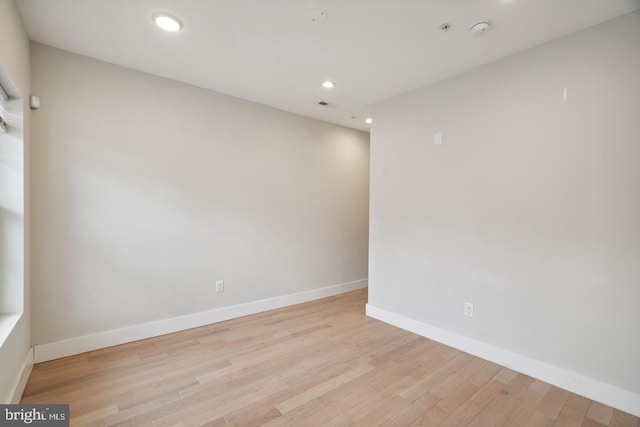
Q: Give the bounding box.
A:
[1,0,639,425]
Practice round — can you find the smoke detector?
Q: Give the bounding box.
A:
[470,21,491,34]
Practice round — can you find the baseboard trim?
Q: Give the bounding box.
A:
[34,279,368,363]
[365,304,640,418]
[10,347,33,404]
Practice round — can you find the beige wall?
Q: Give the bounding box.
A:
[30,43,370,345]
[0,0,31,403]
[369,12,640,395]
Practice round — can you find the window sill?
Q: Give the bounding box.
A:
[0,313,22,348]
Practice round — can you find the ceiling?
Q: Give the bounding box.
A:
[16,0,640,132]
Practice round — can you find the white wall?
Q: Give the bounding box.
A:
[30,43,369,347]
[369,10,640,399]
[0,0,31,404]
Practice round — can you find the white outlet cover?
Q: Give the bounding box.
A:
[464,302,474,317]
[434,131,443,146]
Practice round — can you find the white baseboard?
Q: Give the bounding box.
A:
[34,279,368,363]
[365,304,640,418]
[10,347,33,404]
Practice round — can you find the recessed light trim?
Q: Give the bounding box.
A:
[322,81,335,89]
[365,118,372,124]
[153,13,182,32]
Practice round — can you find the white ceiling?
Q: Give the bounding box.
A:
[16,0,640,132]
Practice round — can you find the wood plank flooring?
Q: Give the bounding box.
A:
[21,289,639,426]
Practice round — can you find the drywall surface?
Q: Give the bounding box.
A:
[369,12,640,394]
[0,0,31,403]
[30,43,369,345]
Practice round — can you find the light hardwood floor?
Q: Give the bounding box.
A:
[22,289,638,427]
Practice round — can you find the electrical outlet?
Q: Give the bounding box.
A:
[464,302,474,318]
[434,131,443,146]
[215,280,224,293]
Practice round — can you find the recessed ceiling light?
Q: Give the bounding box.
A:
[153,13,182,32]
[322,81,335,89]
[365,118,372,124]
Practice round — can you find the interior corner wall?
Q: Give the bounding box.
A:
[369,10,640,398]
[30,43,370,347]
[0,0,32,403]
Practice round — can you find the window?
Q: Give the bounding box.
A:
[0,74,25,346]
[0,85,8,133]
